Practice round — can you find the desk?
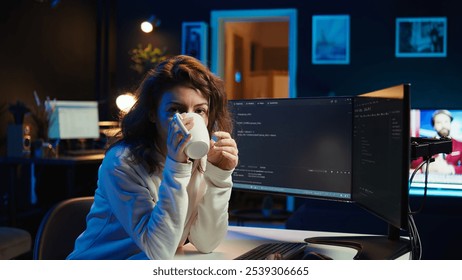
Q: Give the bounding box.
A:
[30,154,104,197]
[0,154,104,225]
[174,226,410,260]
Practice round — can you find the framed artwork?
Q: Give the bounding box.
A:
[395,17,447,57]
[182,22,208,64]
[312,15,350,64]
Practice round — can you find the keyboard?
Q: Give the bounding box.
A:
[234,242,307,260]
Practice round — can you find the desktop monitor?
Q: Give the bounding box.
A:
[352,85,410,232]
[228,84,411,259]
[48,100,100,140]
[410,108,462,193]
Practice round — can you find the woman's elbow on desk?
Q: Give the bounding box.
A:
[188,228,227,254]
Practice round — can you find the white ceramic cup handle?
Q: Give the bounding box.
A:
[173,113,190,136]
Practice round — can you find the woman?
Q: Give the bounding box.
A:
[67,55,238,259]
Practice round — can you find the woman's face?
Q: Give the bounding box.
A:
[154,85,209,146]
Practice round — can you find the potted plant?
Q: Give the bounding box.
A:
[129,43,169,75]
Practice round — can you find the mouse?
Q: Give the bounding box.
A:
[302,251,333,260]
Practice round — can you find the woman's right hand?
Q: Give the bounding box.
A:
[167,114,193,163]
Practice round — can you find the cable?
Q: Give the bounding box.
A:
[407,157,433,259]
[407,212,422,259]
[409,157,433,215]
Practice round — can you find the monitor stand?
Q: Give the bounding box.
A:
[304,225,411,260]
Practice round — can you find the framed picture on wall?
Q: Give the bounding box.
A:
[396,17,447,57]
[312,15,350,64]
[182,22,208,65]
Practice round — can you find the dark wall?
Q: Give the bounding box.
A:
[115,0,462,109]
[0,0,120,155]
[2,0,461,154]
[0,0,98,104]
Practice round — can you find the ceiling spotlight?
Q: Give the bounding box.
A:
[140,15,161,33]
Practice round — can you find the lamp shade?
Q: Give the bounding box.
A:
[116,93,136,113]
[48,101,100,140]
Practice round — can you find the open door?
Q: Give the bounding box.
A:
[211,9,298,99]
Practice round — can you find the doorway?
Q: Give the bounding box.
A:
[210,9,298,100]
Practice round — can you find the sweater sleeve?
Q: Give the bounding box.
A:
[187,162,233,253]
[99,148,191,259]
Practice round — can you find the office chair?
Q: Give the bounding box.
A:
[33,196,94,260]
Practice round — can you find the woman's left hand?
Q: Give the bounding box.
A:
[207,131,239,170]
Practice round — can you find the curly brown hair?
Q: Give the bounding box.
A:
[111,55,233,173]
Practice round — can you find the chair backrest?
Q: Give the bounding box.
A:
[33,196,94,260]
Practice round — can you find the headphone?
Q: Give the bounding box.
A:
[431,109,453,127]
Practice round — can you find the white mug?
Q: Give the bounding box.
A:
[173,112,210,159]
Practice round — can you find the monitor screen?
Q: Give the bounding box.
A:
[409,108,462,194]
[48,100,100,140]
[229,97,353,201]
[411,109,462,139]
